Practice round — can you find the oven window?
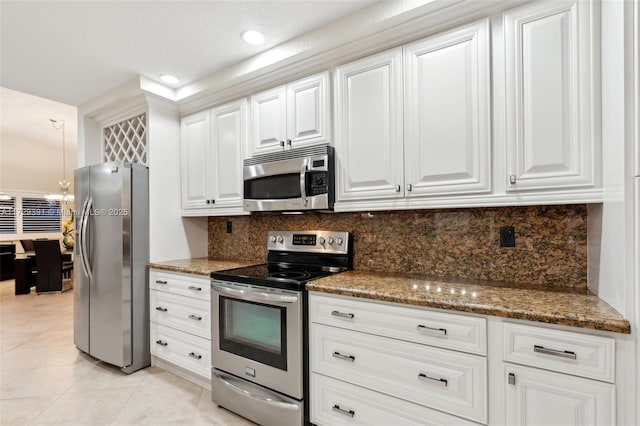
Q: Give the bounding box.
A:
[219,297,287,370]
[244,173,301,200]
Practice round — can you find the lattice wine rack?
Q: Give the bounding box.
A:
[103,113,147,164]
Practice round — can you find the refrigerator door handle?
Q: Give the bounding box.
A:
[77,196,90,278]
[81,197,93,279]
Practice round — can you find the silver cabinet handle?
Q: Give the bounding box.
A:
[332,404,355,417]
[188,352,202,360]
[509,175,517,184]
[417,324,447,336]
[331,310,354,319]
[188,314,202,321]
[155,306,168,312]
[188,285,202,291]
[287,139,292,146]
[418,373,448,387]
[508,372,516,385]
[280,140,285,148]
[407,183,412,192]
[155,280,168,285]
[395,184,401,192]
[533,345,577,360]
[155,340,168,346]
[332,351,355,362]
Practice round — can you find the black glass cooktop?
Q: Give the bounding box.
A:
[211,263,338,291]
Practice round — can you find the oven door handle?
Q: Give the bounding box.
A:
[213,372,300,411]
[212,282,299,304]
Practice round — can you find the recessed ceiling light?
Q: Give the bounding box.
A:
[160,74,180,85]
[241,30,265,46]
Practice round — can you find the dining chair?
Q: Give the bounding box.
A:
[33,240,74,293]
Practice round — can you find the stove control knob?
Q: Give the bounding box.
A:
[318,237,326,244]
[276,235,284,243]
[270,236,277,243]
[328,237,335,245]
[336,237,343,245]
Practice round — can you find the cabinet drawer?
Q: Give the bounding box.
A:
[503,323,615,383]
[311,323,487,423]
[309,293,486,355]
[149,269,210,301]
[311,373,480,426]
[150,323,211,379]
[150,290,210,339]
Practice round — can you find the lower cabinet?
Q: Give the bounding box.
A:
[310,293,619,426]
[493,320,616,426]
[309,293,487,425]
[503,364,615,426]
[149,269,212,389]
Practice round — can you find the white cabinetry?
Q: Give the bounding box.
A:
[504,0,598,192]
[149,269,212,389]
[180,99,247,216]
[491,320,616,426]
[404,20,491,196]
[335,21,491,208]
[335,48,404,202]
[249,72,330,157]
[309,293,487,425]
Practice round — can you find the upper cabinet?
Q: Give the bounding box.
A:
[180,99,247,216]
[335,21,491,208]
[504,0,598,192]
[404,20,491,197]
[335,48,404,202]
[249,72,330,157]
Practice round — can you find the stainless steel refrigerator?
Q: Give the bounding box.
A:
[73,162,150,374]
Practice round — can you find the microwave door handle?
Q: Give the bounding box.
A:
[300,158,308,206]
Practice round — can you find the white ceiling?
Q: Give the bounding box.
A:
[0,0,377,107]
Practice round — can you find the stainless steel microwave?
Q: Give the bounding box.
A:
[243,144,335,212]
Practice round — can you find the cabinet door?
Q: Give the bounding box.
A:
[180,111,210,210]
[249,86,287,156]
[504,364,615,426]
[404,20,491,196]
[286,72,330,149]
[210,99,246,208]
[335,48,404,202]
[504,0,596,191]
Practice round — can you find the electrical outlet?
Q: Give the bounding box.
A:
[500,226,515,247]
[226,221,232,234]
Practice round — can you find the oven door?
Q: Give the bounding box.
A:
[211,280,303,399]
[243,155,330,212]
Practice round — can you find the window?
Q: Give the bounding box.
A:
[21,198,62,233]
[0,197,17,234]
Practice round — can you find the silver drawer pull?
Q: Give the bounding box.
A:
[332,351,355,362]
[534,345,577,360]
[417,324,447,336]
[331,310,354,319]
[155,306,168,312]
[155,280,167,284]
[418,373,448,387]
[188,285,202,291]
[155,340,168,347]
[188,314,202,321]
[188,352,202,360]
[332,404,355,417]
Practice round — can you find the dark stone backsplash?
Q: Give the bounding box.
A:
[208,205,588,291]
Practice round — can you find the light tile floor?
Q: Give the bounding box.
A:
[0,280,254,425]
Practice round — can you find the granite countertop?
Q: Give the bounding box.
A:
[148,257,259,276]
[307,270,631,334]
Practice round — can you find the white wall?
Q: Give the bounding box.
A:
[0,88,77,193]
[147,100,207,262]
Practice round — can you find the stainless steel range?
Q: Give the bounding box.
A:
[210,230,351,426]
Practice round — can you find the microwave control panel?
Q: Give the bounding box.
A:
[308,172,328,196]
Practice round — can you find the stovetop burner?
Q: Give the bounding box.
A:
[211,230,352,291]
